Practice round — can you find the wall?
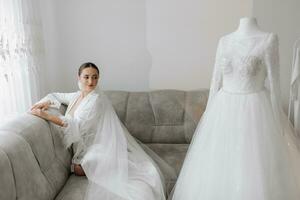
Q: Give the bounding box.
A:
[40,0,299,111]
[147,0,252,90]
[253,0,300,111]
[41,0,151,92]
[40,0,251,93]
[40,0,59,92]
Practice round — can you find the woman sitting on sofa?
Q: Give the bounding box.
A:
[30,62,173,200]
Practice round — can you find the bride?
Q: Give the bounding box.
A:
[171,17,300,200]
[30,62,174,200]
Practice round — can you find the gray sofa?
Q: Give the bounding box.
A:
[0,89,208,200]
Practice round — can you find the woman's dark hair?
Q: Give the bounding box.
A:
[78,62,99,76]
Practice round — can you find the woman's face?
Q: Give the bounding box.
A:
[78,67,99,93]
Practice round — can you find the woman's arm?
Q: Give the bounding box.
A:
[32,92,78,110]
[31,108,64,126]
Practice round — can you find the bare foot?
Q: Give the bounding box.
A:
[74,164,86,176]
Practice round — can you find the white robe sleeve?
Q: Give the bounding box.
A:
[37,92,76,109]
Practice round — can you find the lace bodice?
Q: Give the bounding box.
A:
[207,32,285,133]
[215,33,274,93]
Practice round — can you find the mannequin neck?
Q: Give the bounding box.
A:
[235,17,264,36]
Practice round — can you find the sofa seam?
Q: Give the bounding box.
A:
[148,92,157,142]
[0,147,17,199]
[183,91,188,143]
[124,92,130,127]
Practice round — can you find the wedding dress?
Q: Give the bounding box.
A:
[40,89,176,200]
[171,32,300,200]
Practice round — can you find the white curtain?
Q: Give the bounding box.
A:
[0,0,45,121]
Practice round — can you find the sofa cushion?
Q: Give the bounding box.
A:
[146,143,189,195]
[55,175,88,200]
[147,143,189,175]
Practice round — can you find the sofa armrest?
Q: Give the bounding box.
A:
[0,114,72,200]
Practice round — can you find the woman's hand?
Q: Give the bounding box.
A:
[31,101,51,111]
[30,108,65,127]
[30,108,50,120]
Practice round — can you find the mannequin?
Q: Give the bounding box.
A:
[170,17,300,200]
[234,17,267,37]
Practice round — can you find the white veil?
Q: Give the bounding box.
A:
[81,90,176,200]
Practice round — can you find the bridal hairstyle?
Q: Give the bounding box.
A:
[78,62,99,76]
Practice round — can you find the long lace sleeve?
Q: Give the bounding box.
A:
[206,38,223,109]
[264,33,285,134]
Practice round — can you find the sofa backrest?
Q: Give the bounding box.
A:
[106,89,208,144]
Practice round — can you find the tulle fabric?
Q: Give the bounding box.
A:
[80,91,171,200]
[171,88,300,200]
